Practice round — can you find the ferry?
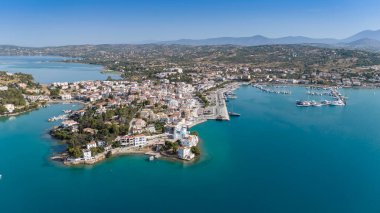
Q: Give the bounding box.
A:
[228,112,241,117]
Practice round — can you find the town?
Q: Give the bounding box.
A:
[2,44,380,165]
[48,71,241,164]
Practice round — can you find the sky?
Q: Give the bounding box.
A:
[0,0,379,46]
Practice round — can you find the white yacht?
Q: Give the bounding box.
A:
[331,100,345,106]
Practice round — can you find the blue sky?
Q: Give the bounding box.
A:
[0,0,379,46]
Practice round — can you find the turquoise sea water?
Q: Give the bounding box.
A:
[1,86,380,212]
[0,56,119,83]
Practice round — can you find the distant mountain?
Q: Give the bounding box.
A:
[156,30,380,52]
[159,35,338,46]
[343,29,380,43]
[2,29,380,52]
[340,38,380,52]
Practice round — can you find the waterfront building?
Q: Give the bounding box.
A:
[115,135,147,147]
[181,135,199,147]
[82,149,92,160]
[177,147,195,160]
[3,104,15,113]
[61,120,79,128]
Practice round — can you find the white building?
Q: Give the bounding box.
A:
[169,67,183,73]
[86,141,97,149]
[115,135,147,147]
[82,149,92,160]
[173,125,189,140]
[0,86,8,91]
[181,135,199,147]
[177,147,195,160]
[60,94,72,100]
[97,140,106,147]
[4,104,15,113]
[61,120,79,128]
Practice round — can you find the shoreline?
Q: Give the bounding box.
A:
[51,146,200,166]
[0,105,43,118]
[16,80,377,166]
[49,81,242,166]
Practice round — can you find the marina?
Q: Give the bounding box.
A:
[252,84,292,95]
[296,87,347,107]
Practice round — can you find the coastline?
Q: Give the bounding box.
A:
[0,105,43,118]
[49,81,243,166]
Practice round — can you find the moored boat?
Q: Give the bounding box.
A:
[331,100,345,106]
[296,100,311,107]
[228,112,241,117]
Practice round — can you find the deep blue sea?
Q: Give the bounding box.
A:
[1,57,380,212]
[0,56,119,83]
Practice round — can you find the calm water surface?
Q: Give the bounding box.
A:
[1,86,380,213]
[0,56,119,83]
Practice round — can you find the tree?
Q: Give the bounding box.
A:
[68,147,82,158]
[106,151,112,158]
[164,141,173,151]
[190,131,199,136]
[191,146,201,156]
[90,147,100,155]
[49,88,60,97]
[172,143,179,153]
[0,105,7,115]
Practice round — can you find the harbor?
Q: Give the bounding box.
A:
[204,82,242,121]
[296,87,347,107]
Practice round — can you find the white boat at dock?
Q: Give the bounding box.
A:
[330,100,345,106]
[296,100,312,107]
[48,114,68,122]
